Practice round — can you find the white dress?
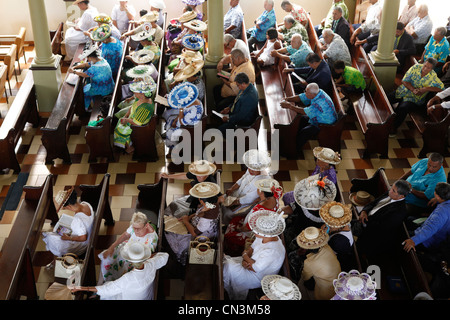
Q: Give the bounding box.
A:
[95,252,169,300]
[111,3,136,34]
[64,6,99,59]
[223,236,286,300]
[254,40,278,66]
[42,202,94,257]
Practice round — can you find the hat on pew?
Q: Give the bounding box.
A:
[131,48,155,64]
[313,146,341,165]
[319,201,352,228]
[131,23,156,41]
[178,11,197,23]
[173,57,204,82]
[129,78,157,97]
[167,82,199,109]
[242,149,272,171]
[139,11,159,23]
[181,34,204,51]
[188,160,216,176]
[184,19,207,32]
[94,13,112,24]
[296,226,329,250]
[349,190,374,207]
[149,0,166,9]
[126,64,157,80]
[247,209,287,237]
[54,187,77,212]
[293,174,337,210]
[121,241,152,264]
[261,275,301,300]
[189,182,221,199]
[90,24,112,42]
[332,269,377,300]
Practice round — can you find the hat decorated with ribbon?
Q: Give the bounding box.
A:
[126,64,157,79]
[94,13,112,24]
[242,149,271,171]
[293,174,337,210]
[149,0,166,9]
[78,42,100,60]
[178,48,203,63]
[131,23,156,41]
[313,146,341,165]
[129,79,157,97]
[319,201,352,228]
[189,182,221,199]
[178,11,197,23]
[173,57,204,82]
[167,81,199,109]
[121,241,152,264]
[349,190,375,207]
[90,24,112,42]
[332,269,377,300]
[139,11,159,23]
[188,160,216,176]
[247,209,287,237]
[131,48,155,64]
[261,275,302,300]
[184,19,207,32]
[254,178,283,199]
[296,226,329,250]
[181,0,205,5]
[181,33,204,51]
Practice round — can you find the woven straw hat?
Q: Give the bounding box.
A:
[293,174,337,210]
[121,241,152,263]
[242,149,271,171]
[189,182,221,199]
[178,11,197,23]
[319,201,352,228]
[173,58,204,82]
[313,146,341,165]
[131,48,155,64]
[131,23,156,41]
[247,209,286,237]
[184,19,207,32]
[188,160,216,176]
[333,269,377,300]
[296,226,329,250]
[261,275,302,300]
[139,11,159,23]
[348,190,375,206]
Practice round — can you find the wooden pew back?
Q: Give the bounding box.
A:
[50,22,64,55]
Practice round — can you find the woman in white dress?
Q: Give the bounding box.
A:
[42,189,94,260]
[64,0,99,59]
[223,209,287,300]
[98,211,158,284]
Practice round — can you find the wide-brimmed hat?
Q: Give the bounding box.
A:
[319,201,352,228]
[349,190,375,207]
[121,241,152,263]
[294,174,337,210]
[129,79,157,96]
[313,146,341,165]
[242,149,271,171]
[184,19,207,32]
[131,23,156,41]
[126,64,157,79]
[78,42,100,60]
[178,11,197,23]
[181,33,204,51]
[254,178,282,193]
[139,11,159,23]
[94,13,112,24]
[182,0,205,5]
[131,48,155,64]
[90,24,112,42]
[296,226,329,250]
[173,58,204,82]
[189,182,221,199]
[149,0,166,9]
[247,209,286,237]
[167,82,199,109]
[261,275,302,300]
[333,269,377,300]
[188,160,216,176]
[178,48,203,63]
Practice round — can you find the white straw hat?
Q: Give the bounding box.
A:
[261,275,302,300]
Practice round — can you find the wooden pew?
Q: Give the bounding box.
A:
[348,167,433,299]
[0,174,58,300]
[0,70,39,173]
[72,174,115,300]
[41,43,87,165]
[350,45,395,158]
[50,22,64,56]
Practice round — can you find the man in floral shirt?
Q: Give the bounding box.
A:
[246,0,277,52]
[280,0,308,27]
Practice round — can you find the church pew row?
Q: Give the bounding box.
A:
[50,22,64,56]
[41,43,87,165]
[348,167,433,299]
[0,174,58,300]
[0,70,39,173]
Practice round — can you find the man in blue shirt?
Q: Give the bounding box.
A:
[224,0,244,40]
[280,83,337,153]
[246,0,277,52]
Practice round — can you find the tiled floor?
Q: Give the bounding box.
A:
[0,46,449,300]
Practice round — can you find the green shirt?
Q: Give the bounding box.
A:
[343,66,366,90]
[280,20,309,44]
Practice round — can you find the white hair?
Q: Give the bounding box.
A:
[306,83,320,95]
[131,211,148,226]
[265,0,275,7]
[224,33,234,45]
[322,29,335,37]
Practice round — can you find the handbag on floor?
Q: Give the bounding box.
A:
[55,253,84,279]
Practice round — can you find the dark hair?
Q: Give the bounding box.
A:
[64,189,78,207]
[429,152,444,164]
[393,179,411,196]
[184,5,193,11]
[435,182,450,201]
[425,57,438,68]
[235,72,250,85]
[263,191,274,199]
[333,60,346,70]
[201,195,219,204]
[140,9,148,17]
[87,50,101,59]
[396,21,405,30]
[266,27,278,40]
[306,52,321,64]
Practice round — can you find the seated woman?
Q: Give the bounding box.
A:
[42,188,94,265]
[181,0,205,21]
[165,182,221,265]
[131,31,161,66]
[223,209,287,300]
[162,82,203,151]
[224,178,283,257]
[90,23,123,76]
[113,79,156,154]
[84,13,121,41]
[98,211,158,284]
[162,159,218,217]
[121,11,164,47]
[171,56,205,101]
[169,10,198,55]
[69,46,115,111]
[251,27,282,67]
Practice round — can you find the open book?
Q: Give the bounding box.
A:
[212,110,227,119]
[53,213,74,236]
[217,70,231,80]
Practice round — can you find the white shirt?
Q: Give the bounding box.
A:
[235,170,267,205]
[407,15,433,44]
[437,87,450,109]
[398,4,418,26]
[232,38,251,60]
[111,4,136,34]
[360,1,382,34]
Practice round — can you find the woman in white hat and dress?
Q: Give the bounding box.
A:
[223,209,287,300]
[149,0,166,28]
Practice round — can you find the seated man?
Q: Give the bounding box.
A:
[217,72,259,135]
[315,0,349,38]
[398,0,419,26]
[320,29,351,68]
[280,83,337,153]
[284,52,333,96]
[277,14,308,46]
[221,34,250,60]
[271,33,313,68]
[351,179,410,257]
[246,0,277,52]
[399,153,447,217]
[388,57,444,135]
[405,4,433,53]
[329,5,351,48]
[280,0,308,27]
[224,0,244,40]
[427,86,450,114]
[213,48,255,111]
[332,60,366,98]
[350,0,382,45]
[403,182,450,255]
[419,26,450,76]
